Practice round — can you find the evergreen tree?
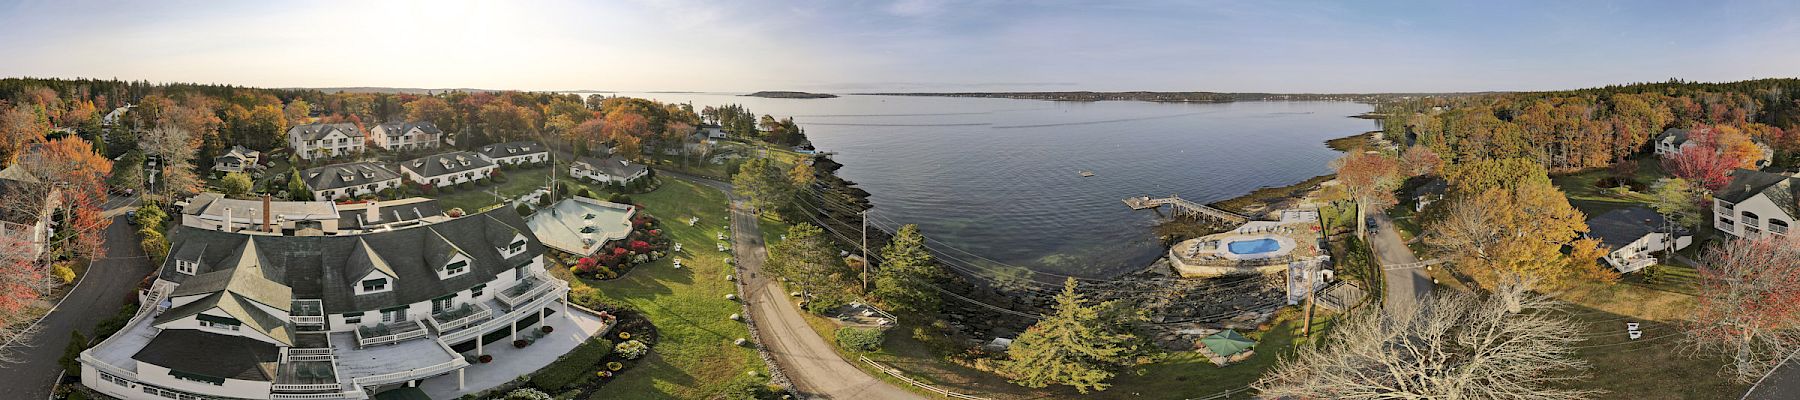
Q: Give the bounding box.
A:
[731,157,795,218]
[872,224,946,314]
[766,223,854,313]
[286,168,313,201]
[1000,278,1138,393]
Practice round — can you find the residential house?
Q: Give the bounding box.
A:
[1584,206,1691,273]
[1713,168,1799,238]
[697,124,728,140]
[80,208,572,400]
[475,141,548,166]
[300,162,401,200]
[1412,178,1447,212]
[288,123,366,160]
[102,104,133,127]
[213,146,262,174]
[400,152,496,188]
[0,165,60,260]
[568,156,647,184]
[1654,127,1775,168]
[370,122,443,151]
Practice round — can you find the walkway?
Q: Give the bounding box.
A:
[0,212,156,398]
[1369,211,1431,308]
[668,171,920,400]
[420,306,611,399]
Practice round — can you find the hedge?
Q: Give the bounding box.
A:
[528,337,614,391]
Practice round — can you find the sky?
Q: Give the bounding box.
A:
[1,0,1798,93]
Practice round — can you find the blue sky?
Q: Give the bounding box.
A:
[1,0,1796,93]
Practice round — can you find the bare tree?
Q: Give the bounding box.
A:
[1255,281,1600,399]
[1687,235,1800,383]
[137,125,200,201]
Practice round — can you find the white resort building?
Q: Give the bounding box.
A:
[370,122,443,151]
[400,152,496,188]
[476,141,549,166]
[79,208,595,400]
[288,123,366,161]
[1713,168,1799,239]
[569,156,648,184]
[301,162,402,201]
[179,193,448,235]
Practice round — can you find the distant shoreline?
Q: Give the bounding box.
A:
[856,91,1471,104]
[743,91,838,99]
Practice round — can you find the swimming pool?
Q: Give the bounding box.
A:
[1227,238,1282,255]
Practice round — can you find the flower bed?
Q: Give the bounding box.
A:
[517,304,662,397]
[564,214,674,281]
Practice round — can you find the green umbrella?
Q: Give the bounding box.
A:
[1201,329,1257,357]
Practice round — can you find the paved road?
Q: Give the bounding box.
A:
[0,213,155,398]
[672,172,920,400]
[1368,211,1430,308]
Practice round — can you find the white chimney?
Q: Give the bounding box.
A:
[366,200,380,223]
[223,207,232,232]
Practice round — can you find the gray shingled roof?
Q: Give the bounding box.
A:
[575,156,648,179]
[1656,128,1689,146]
[1717,169,1800,220]
[157,209,544,313]
[375,121,443,137]
[402,151,494,179]
[1584,206,1672,250]
[132,330,278,382]
[477,141,547,160]
[287,123,363,143]
[336,199,444,230]
[302,162,400,192]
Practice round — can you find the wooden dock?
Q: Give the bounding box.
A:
[1123,195,1250,224]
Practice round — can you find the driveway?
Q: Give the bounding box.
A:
[0,213,156,398]
[669,171,920,400]
[1368,211,1430,308]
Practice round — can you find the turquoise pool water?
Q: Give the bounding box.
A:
[1227,238,1282,255]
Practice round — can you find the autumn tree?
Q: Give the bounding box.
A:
[283,99,312,126]
[137,125,201,200]
[1662,143,1738,191]
[0,104,47,164]
[872,224,947,314]
[16,136,114,259]
[732,157,795,217]
[1330,152,1402,239]
[1399,145,1443,177]
[765,223,855,313]
[1687,235,1800,383]
[404,97,456,131]
[1649,178,1704,229]
[1000,278,1139,393]
[218,172,253,198]
[1256,282,1598,399]
[1428,159,1606,288]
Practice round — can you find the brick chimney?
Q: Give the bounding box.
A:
[262,194,273,232]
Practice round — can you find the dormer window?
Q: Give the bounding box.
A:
[197,314,241,331]
[176,260,197,275]
[510,239,526,253]
[360,278,389,293]
[445,260,468,277]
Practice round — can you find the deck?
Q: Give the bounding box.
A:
[1123,195,1250,224]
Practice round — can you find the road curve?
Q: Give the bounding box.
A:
[0,213,155,398]
[671,172,922,400]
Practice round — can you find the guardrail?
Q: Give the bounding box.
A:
[858,356,991,400]
[426,303,494,334]
[350,357,466,387]
[79,352,136,381]
[439,289,562,345]
[497,274,559,310]
[270,383,345,392]
[271,391,364,399]
[355,320,429,347]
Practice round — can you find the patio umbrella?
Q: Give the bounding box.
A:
[1201,329,1257,357]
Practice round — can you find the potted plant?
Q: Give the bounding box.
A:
[607,361,623,371]
[514,339,530,348]
[542,325,555,333]
[478,354,493,363]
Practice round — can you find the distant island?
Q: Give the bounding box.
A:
[859,91,1489,103]
[745,91,838,99]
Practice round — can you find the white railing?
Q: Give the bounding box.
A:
[439,288,564,345]
[426,303,494,334]
[271,383,345,392]
[355,320,429,347]
[271,391,364,400]
[497,274,557,310]
[293,315,326,326]
[350,358,467,387]
[80,352,136,380]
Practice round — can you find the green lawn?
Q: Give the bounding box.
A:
[1552,281,1743,399]
[430,166,558,212]
[1551,160,1669,217]
[550,179,766,399]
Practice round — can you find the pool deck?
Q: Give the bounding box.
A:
[1168,209,1325,278]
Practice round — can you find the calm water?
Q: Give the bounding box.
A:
[601,93,1376,277]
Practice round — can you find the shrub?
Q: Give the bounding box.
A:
[835,327,885,352]
[516,203,533,217]
[502,388,552,400]
[614,339,648,360]
[528,338,612,390]
[448,208,465,218]
[537,195,553,207]
[52,263,76,284]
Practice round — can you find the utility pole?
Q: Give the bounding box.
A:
[1303,262,1317,337]
[861,209,870,293]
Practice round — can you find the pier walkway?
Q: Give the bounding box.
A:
[1123,195,1250,224]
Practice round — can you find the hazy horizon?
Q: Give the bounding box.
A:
[4,0,1798,93]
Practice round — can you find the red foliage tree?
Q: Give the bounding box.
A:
[1662,143,1738,191]
[1689,235,1800,382]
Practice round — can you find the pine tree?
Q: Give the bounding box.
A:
[287,168,313,201]
[872,224,945,314]
[766,224,854,313]
[1000,278,1138,393]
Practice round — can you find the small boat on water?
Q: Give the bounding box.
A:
[1079,170,1095,177]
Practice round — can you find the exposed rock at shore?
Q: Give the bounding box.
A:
[745,91,838,99]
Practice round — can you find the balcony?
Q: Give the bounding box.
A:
[354,320,430,348]
[426,302,494,335]
[292,299,326,329]
[497,273,561,311]
[1617,257,1657,273]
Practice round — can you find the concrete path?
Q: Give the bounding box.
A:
[0,213,156,398]
[1369,211,1431,308]
[671,171,920,400]
[420,306,611,399]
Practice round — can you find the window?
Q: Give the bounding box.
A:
[361,278,388,292]
[1774,220,1791,235]
[470,284,485,297]
[381,307,406,322]
[198,320,239,331]
[432,296,455,313]
[197,314,241,331]
[175,260,196,275]
[510,239,527,254]
[445,260,468,277]
[1743,211,1762,228]
[342,312,364,324]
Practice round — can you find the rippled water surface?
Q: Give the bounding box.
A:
[607,93,1376,277]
